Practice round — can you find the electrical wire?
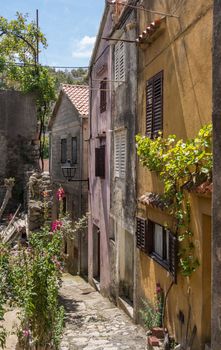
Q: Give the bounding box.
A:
[3,62,89,69]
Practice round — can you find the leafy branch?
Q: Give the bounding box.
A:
[136,124,212,276]
[0,12,56,170]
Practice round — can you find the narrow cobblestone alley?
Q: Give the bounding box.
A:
[60,274,147,350]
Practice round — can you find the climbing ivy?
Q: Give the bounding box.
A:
[136,123,212,276]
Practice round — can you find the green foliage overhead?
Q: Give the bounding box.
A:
[0,12,56,119]
[136,124,213,276]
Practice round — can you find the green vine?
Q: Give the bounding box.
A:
[136,123,212,276]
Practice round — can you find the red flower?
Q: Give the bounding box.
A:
[51,220,62,232]
[56,187,65,201]
[156,283,162,294]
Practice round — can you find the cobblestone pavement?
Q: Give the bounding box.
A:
[60,274,147,350]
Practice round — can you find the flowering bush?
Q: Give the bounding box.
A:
[10,226,64,349]
[140,283,164,330]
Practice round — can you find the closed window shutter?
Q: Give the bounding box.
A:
[153,72,163,137]
[136,217,147,251]
[115,41,125,84]
[146,71,163,138]
[61,139,67,163]
[146,219,154,254]
[115,42,120,82]
[95,148,100,177]
[115,131,126,178]
[115,133,121,177]
[146,80,153,137]
[72,137,77,164]
[119,41,125,82]
[120,132,126,178]
[95,145,105,178]
[100,78,107,113]
[168,231,177,282]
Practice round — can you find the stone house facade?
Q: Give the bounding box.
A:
[0,90,39,212]
[49,84,89,276]
[88,4,113,296]
[89,0,138,316]
[135,0,212,349]
[109,1,137,314]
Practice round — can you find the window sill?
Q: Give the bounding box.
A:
[150,253,169,272]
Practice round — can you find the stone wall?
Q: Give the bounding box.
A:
[0,91,39,211]
[27,172,53,231]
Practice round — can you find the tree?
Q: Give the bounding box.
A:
[0,12,56,170]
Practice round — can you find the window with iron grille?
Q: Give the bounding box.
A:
[136,217,177,281]
[72,137,77,164]
[61,138,67,163]
[95,145,105,178]
[114,40,125,85]
[100,78,107,113]
[114,130,126,178]
[146,71,163,138]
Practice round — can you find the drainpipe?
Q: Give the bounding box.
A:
[212,1,221,348]
[78,117,83,275]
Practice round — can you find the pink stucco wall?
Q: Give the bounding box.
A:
[88,5,113,296]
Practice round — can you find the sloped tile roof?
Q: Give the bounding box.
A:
[61,84,89,116]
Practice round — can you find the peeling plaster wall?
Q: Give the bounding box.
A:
[50,92,88,276]
[110,8,138,304]
[136,1,212,348]
[212,0,221,348]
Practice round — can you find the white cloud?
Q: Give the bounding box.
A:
[72,35,96,59]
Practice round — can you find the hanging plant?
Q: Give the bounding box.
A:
[136,123,212,276]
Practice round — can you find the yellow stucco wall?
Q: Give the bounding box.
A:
[136,1,212,348]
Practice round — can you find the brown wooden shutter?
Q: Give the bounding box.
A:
[146,219,154,254]
[153,71,163,137]
[146,71,163,138]
[95,145,105,178]
[136,217,147,251]
[146,79,153,137]
[100,78,107,113]
[168,231,177,282]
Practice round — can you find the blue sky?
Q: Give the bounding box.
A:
[1,0,105,68]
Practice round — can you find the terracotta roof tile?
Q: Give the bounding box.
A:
[61,84,89,116]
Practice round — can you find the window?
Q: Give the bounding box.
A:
[114,41,125,84]
[72,137,77,164]
[115,130,126,178]
[146,71,163,138]
[136,217,177,281]
[61,138,67,163]
[95,145,105,178]
[100,78,107,113]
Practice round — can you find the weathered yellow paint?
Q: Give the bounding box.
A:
[136,1,212,348]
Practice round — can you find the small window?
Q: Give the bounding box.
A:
[61,138,67,163]
[100,78,107,113]
[115,130,126,178]
[115,41,125,85]
[72,137,77,164]
[95,145,105,178]
[146,71,163,138]
[136,217,177,281]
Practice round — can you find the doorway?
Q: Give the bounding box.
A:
[93,225,100,282]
